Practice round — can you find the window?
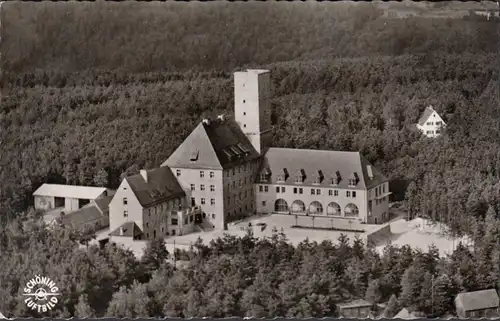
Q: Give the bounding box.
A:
[426,122,433,125]
[176,169,181,177]
[212,214,215,219]
[239,179,242,187]
[190,184,195,191]
[201,198,206,205]
[260,174,267,182]
[299,188,303,194]
[191,197,196,206]
[184,218,188,225]
[239,192,242,200]
[346,191,351,197]
[295,176,302,183]
[200,171,205,178]
[244,190,247,198]
[227,196,230,205]
[294,187,298,194]
[210,185,215,192]
[316,189,321,195]
[190,215,194,223]
[311,189,315,195]
[123,210,128,217]
[328,190,333,196]
[262,201,267,207]
[123,198,128,205]
[348,179,356,186]
[264,186,269,192]
[243,100,246,103]
[259,185,264,192]
[232,181,236,188]
[243,112,246,115]
[436,121,442,125]
[277,175,285,182]
[200,184,205,191]
[171,218,178,225]
[281,187,286,193]
[352,191,356,198]
[244,177,247,184]
[211,198,215,205]
[210,171,215,178]
[146,222,149,228]
[382,185,385,193]
[276,186,280,193]
[232,168,236,176]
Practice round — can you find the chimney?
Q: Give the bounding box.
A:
[119,227,124,236]
[140,169,148,183]
[367,165,373,179]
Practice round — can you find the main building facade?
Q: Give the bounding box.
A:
[108,69,390,240]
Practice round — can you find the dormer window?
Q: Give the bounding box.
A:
[295,176,303,184]
[313,170,324,184]
[348,172,359,187]
[277,175,285,183]
[190,150,199,162]
[331,171,341,185]
[259,174,267,182]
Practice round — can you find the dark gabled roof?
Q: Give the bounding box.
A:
[60,203,108,230]
[258,148,388,190]
[417,105,437,126]
[109,222,143,238]
[338,299,373,309]
[162,119,260,170]
[126,166,185,208]
[94,195,113,215]
[455,289,500,312]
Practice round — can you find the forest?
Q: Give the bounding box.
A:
[0,1,499,317]
[0,210,499,318]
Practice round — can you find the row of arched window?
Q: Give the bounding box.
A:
[274,199,359,217]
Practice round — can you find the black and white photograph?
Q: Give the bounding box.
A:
[0,0,499,319]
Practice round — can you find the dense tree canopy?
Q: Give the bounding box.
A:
[0,2,499,317]
[0,215,498,318]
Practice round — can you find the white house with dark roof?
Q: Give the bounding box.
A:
[108,166,202,243]
[106,69,391,242]
[416,105,446,138]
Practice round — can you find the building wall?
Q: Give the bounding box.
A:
[141,197,180,239]
[34,195,55,210]
[64,198,80,212]
[169,167,225,230]
[255,183,370,222]
[109,179,144,234]
[340,306,372,318]
[222,160,259,225]
[417,111,445,138]
[367,182,390,224]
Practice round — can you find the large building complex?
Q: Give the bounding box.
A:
[106,69,390,241]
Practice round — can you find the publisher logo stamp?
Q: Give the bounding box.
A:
[22,275,61,313]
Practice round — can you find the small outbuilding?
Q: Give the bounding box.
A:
[455,288,500,318]
[337,299,373,318]
[33,184,110,212]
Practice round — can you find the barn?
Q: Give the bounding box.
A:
[33,184,110,213]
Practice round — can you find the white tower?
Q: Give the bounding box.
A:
[234,69,272,155]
